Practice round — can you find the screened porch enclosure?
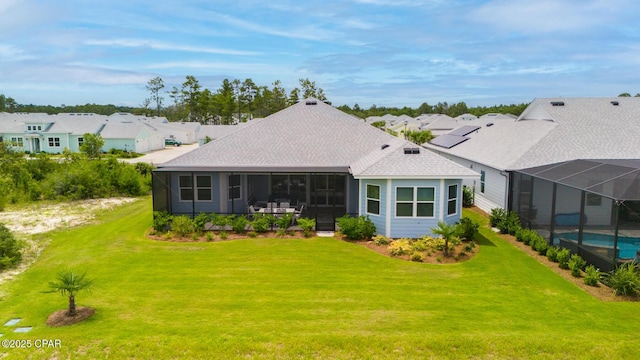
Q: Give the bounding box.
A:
[244,173,352,231]
[511,159,640,272]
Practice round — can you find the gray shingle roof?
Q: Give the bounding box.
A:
[159,98,479,179]
[425,97,640,170]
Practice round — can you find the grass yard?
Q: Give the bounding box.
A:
[0,198,639,359]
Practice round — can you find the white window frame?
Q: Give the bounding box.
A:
[447,184,458,216]
[179,174,213,202]
[395,186,435,218]
[366,184,380,216]
[10,137,23,146]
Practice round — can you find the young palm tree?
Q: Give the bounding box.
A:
[431,221,460,257]
[47,270,93,316]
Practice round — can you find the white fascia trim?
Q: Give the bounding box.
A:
[386,179,392,238]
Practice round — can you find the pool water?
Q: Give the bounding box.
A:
[557,232,640,259]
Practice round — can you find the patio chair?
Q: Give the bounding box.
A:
[294,204,304,219]
[280,201,290,209]
[267,202,277,211]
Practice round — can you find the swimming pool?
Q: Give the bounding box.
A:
[557,232,640,259]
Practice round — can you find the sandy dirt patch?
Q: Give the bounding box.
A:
[0,197,138,285]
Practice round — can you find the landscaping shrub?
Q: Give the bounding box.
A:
[250,214,273,233]
[556,247,571,269]
[171,215,194,237]
[463,241,476,253]
[515,228,526,242]
[0,223,22,270]
[152,211,172,233]
[533,237,548,256]
[410,252,425,262]
[275,213,294,231]
[410,238,428,252]
[210,213,232,229]
[546,246,559,262]
[584,265,601,286]
[296,217,316,237]
[568,254,587,277]
[389,239,412,256]
[336,215,376,240]
[497,211,521,235]
[462,186,474,207]
[602,261,640,296]
[193,212,210,234]
[489,208,507,228]
[422,236,446,251]
[231,215,249,233]
[372,234,390,246]
[456,217,479,241]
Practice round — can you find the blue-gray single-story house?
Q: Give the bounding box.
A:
[152,99,478,238]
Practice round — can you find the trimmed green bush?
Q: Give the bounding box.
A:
[337,215,376,240]
[557,248,571,270]
[457,217,479,241]
[568,254,587,277]
[489,208,507,228]
[533,237,548,256]
[410,252,425,262]
[546,246,559,262]
[171,215,194,237]
[231,215,249,233]
[193,212,210,234]
[462,186,474,207]
[250,214,273,233]
[152,211,172,233]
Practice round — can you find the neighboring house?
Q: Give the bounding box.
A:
[424,97,640,268]
[0,112,199,154]
[152,99,478,238]
[424,97,640,212]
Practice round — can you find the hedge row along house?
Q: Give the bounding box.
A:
[425,97,640,270]
[152,99,478,237]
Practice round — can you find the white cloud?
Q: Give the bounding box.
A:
[85,39,261,56]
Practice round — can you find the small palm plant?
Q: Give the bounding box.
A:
[47,270,94,316]
[430,221,460,257]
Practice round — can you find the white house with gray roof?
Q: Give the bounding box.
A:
[424,97,640,213]
[153,98,478,237]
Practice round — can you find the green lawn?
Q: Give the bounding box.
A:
[0,198,639,359]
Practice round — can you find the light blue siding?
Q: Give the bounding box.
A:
[357,178,464,238]
[170,172,221,216]
[359,179,388,237]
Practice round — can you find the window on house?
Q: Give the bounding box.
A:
[396,186,434,217]
[480,170,486,193]
[37,125,42,130]
[10,137,23,146]
[228,175,241,200]
[48,137,60,147]
[447,184,458,216]
[586,193,602,207]
[196,176,212,201]
[78,137,84,147]
[27,125,32,131]
[366,184,380,215]
[179,175,193,201]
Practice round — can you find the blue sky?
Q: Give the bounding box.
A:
[1,0,640,108]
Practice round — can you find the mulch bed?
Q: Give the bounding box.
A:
[352,239,477,264]
[46,307,95,327]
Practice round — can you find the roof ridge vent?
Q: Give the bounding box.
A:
[305,100,317,105]
[550,101,565,106]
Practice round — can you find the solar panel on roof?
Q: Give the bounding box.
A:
[449,125,481,137]
[429,134,470,149]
